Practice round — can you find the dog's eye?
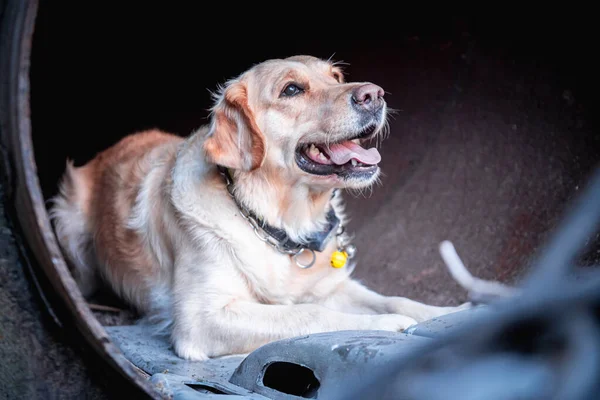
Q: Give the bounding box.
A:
[281,83,304,97]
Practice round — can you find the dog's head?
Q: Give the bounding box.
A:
[203,55,388,190]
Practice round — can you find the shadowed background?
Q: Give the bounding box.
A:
[30,8,600,308]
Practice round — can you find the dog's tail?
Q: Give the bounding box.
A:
[49,160,99,298]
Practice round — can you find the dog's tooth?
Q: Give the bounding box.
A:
[310,144,320,156]
[351,159,358,166]
[317,152,328,162]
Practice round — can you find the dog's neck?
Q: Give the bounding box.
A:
[228,167,338,244]
[177,132,340,245]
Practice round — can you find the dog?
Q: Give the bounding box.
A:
[50,55,468,361]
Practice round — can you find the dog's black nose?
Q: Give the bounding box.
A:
[351,83,385,112]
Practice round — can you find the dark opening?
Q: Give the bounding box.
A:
[490,317,563,355]
[262,362,320,398]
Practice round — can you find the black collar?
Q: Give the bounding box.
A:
[218,166,340,253]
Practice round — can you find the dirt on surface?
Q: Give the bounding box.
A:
[0,184,111,400]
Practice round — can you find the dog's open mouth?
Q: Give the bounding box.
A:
[295,127,381,178]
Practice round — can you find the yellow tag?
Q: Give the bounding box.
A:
[330,251,348,269]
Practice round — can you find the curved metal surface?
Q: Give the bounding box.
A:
[0,1,160,398]
[229,331,431,399]
[98,309,481,399]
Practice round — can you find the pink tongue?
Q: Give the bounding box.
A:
[324,141,381,165]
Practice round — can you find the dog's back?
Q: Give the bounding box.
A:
[50,129,182,301]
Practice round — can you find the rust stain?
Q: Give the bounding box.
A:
[404,266,438,284]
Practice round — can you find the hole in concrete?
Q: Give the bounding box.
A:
[262,362,320,398]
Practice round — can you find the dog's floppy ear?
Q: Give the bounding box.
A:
[203,81,267,171]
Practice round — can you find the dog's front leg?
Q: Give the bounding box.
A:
[172,298,419,360]
[170,263,418,360]
[322,279,469,323]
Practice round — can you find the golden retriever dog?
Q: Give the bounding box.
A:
[50,55,467,360]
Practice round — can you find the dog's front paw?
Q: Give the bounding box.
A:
[368,314,417,332]
[172,339,209,361]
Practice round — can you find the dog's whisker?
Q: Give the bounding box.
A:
[331,59,350,67]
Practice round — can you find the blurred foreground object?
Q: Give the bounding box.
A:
[333,165,600,400]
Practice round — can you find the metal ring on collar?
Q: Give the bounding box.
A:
[293,248,317,269]
[253,227,271,243]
